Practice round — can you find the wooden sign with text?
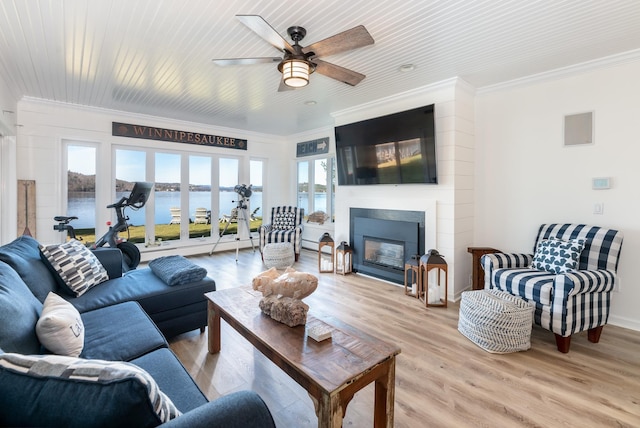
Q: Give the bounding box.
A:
[296,137,330,157]
[112,122,247,150]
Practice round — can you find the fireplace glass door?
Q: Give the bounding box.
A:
[363,236,404,270]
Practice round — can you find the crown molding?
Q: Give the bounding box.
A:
[331,77,466,127]
[18,96,282,142]
[477,48,640,94]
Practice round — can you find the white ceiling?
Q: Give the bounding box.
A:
[1,0,640,136]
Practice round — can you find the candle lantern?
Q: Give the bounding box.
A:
[419,249,448,307]
[335,241,353,275]
[404,254,422,298]
[318,233,335,273]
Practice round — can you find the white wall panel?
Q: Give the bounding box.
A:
[475,60,640,330]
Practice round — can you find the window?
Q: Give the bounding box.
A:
[189,156,212,239]
[218,157,239,236]
[115,149,147,244]
[314,158,328,213]
[155,153,181,241]
[66,144,97,243]
[249,159,264,232]
[297,156,335,221]
[66,143,263,249]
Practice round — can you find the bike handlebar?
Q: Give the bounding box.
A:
[106,196,129,209]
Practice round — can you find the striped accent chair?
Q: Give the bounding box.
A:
[481,224,623,353]
[259,206,305,261]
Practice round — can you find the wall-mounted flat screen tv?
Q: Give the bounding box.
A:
[335,104,437,185]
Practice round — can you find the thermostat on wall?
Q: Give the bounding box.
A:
[592,177,611,190]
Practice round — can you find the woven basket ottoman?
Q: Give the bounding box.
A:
[262,242,295,269]
[458,289,534,353]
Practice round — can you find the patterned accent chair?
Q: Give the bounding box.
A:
[259,206,305,261]
[481,224,623,353]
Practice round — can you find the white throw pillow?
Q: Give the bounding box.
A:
[36,292,84,357]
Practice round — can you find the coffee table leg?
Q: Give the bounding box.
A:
[208,300,221,354]
[374,356,396,427]
[316,392,343,428]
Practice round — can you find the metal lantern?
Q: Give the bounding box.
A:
[335,241,353,275]
[419,249,448,307]
[404,254,422,298]
[318,233,335,273]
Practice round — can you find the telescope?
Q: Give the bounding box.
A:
[234,184,252,198]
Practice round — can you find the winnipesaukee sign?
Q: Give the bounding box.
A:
[112,122,247,150]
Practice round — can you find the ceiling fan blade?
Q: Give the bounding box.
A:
[313,59,366,86]
[212,57,281,66]
[236,15,293,53]
[303,25,374,58]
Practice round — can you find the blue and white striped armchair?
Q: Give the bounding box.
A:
[481,224,623,353]
[259,206,305,261]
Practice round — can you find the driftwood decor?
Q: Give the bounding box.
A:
[17,180,36,237]
[252,267,318,327]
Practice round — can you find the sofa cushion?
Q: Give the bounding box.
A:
[0,352,181,427]
[36,292,84,357]
[493,267,555,306]
[66,268,214,315]
[0,235,59,302]
[39,239,109,297]
[531,238,585,274]
[131,348,208,413]
[80,301,167,362]
[0,261,43,354]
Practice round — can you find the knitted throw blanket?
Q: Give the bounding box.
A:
[148,255,207,286]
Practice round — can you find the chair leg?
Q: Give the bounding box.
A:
[588,326,604,343]
[200,326,205,334]
[554,334,571,353]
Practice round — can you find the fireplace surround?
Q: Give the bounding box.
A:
[350,208,426,284]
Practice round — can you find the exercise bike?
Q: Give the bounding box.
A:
[53,182,154,270]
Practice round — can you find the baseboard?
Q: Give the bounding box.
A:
[608,315,640,332]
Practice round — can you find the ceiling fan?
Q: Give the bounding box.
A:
[212,15,374,91]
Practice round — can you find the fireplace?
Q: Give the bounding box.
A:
[350,208,426,284]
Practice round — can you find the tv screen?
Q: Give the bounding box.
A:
[334,104,437,185]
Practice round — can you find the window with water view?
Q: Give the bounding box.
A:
[66,146,265,246]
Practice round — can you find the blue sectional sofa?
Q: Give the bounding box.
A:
[0,235,275,427]
[3,235,216,339]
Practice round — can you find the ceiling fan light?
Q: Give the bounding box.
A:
[282,59,310,88]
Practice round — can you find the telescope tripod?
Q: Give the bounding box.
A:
[209,198,256,261]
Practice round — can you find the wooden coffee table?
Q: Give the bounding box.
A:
[206,287,401,428]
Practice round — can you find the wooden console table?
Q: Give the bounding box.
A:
[206,287,401,428]
[467,247,500,290]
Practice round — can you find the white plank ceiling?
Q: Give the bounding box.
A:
[1,0,640,135]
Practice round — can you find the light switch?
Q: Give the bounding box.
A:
[593,203,604,215]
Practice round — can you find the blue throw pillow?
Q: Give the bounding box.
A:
[0,235,59,302]
[531,238,585,274]
[0,261,43,354]
[272,211,297,230]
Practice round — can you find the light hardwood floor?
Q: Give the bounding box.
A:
[168,248,640,427]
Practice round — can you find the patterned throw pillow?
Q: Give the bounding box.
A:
[36,292,84,357]
[272,211,297,230]
[0,353,182,423]
[530,238,585,274]
[39,239,109,297]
